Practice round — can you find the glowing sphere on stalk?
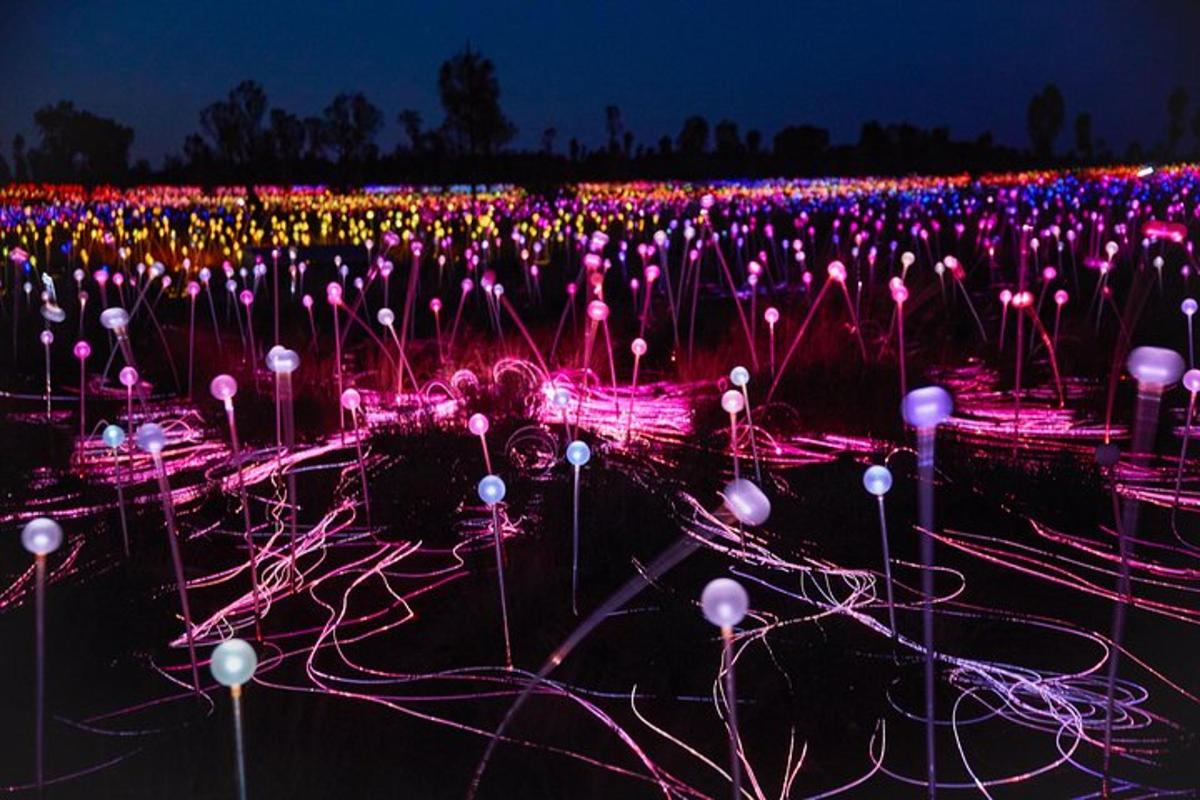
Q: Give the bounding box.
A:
[631,338,647,357]
[729,366,750,387]
[565,440,591,467]
[101,424,126,450]
[721,389,745,415]
[119,367,139,388]
[135,423,167,455]
[40,330,53,346]
[827,261,847,282]
[326,282,343,305]
[42,304,66,323]
[1182,298,1197,317]
[1126,347,1184,390]
[701,578,748,627]
[430,298,442,313]
[266,348,300,375]
[1184,369,1200,394]
[21,517,63,556]
[1054,290,1069,306]
[587,300,609,322]
[239,290,254,307]
[376,308,395,327]
[210,638,257,687]
[902,386,953,429]
[722,479,770,526]
[99,307,130,331]
[73,340,91,360]
[478,475,506,506]
[340,389,362,412]
[764,307,779,325]
[210,375,237,403]
[468,413,490,436]
[863,465,893,496]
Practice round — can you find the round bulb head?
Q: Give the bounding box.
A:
[101,424,126,449]
[340,388,362,412]
[468,413,490,436]
[863,465,893,496]
[21,517,63,556]
[266,348,300,375]
[135,422,167,455]
[119,366,139,388]
[729,366,750,387]
[721,389,745,415]
[566,440,591,467]
[377,307,395,327]
[210,638,257,687]
[1126,346,1184,390]
[902,386,954,429]
[210,374,238,402]
[1184,369,1200,394]
[478,474,506,506]
[99,307,130,331]
[701,578,749,628]
[722,479,771,526]
[1182,298,1198,317]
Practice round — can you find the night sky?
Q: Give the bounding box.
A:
[4,0,1200,166]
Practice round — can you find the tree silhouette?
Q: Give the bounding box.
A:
[322,93,383,164]
[199,80,268,168]
[1074,112,1093,161]
[605,105,623,155]
[1167,86,1190,156]
[398,109,424,152]
[773,125,829,171]
[12,135,28,181]
[28,101,134,182]
[746,130,762,155]
[1027,84,1065,160]
[540,127,557,155]
[714,119,741,156]
[437,45,516,156]
[268,108,306,164]
[677,116,709,155]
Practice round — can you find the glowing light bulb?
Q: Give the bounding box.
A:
[135,422,166,455]
[902,386,954,429]
[101,424,126,449]
[701,578,748,627]
[210,638,257,687]
[99,307,130,331]
[565,440,591,467]
[21,517,63,556]
[340,388,362,412]
[729,366,750,387]
[1126,346,1184,390]
[721,389,745,415]
[863,465,893,496]
[468,413,490,436]
[478,475,506,506]
[722,479,770,525]
[119,366,139,388]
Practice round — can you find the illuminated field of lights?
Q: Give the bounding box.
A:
[2,168,1200,798]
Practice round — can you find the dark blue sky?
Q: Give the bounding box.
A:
[5,0,1199,165]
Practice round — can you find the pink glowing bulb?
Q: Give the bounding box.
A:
[119,366,139,388]
[112,273,124,287]
[720,389,745,415]
[40,330,53,346]
[340,388,362,412]
[1012,291,1033,309]
[326,282,343,305]
[999,289,1013,305]
[643,265,660,283]
[468,413,490,436]
[239,290,254,307]
[93,270,108,285]
[1054,289,1069,306]
[827,261,847,282]
[748,260,762,276]
[73,340,91,360]
[461,278,474,293]
[302,294,314,309]
[210,374,238,402]
[587,300,610,322]
[1042,266,1057,282]
[631,338,648,356]
[187,281,200,297]
[764,307,779,325]
[891,285,909,304]
[430,298,443,313]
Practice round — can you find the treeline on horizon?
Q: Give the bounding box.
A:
[3,46,1200,188]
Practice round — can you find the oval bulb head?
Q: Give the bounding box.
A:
[101,424,126,449]
[135,422,167,455]
[99,307,131,331]
[902,386,954,429]
[863,465,893,496]
[21,517,63,556]
[266,348,300,375]
[73,340,92,360]
[1126,346,1184,391]
[1184,369,1200,394]
[377,307,396,327]
[210,638,257,687]
[764,307,780,325]
[631,338,647,357]
[721,389,745,415]
[478,474,506,506]
[209,374,238,403]
[1183,298,1198,317]
[729,366,750,388]
[118,366,139,388]
[40,330,54,346]
[722,479,770,526]
[565,440,591,467]
[701,577,748,628]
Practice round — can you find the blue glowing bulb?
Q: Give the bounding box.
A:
[565,440,591,467]
[210,638,257,687]
[101,424,126,450]
[478,475,506,505]
[862,465,893,496]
